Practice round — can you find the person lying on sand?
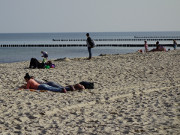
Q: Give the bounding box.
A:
[29,58,45,69]
[20,73,85,93]
[30,75,85,91]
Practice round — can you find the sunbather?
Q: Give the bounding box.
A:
[21,73,85,92]
[31,76,85,91]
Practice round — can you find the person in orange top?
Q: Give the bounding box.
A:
[24,73,67,93]
[26,78,39,89]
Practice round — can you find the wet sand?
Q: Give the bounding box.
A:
[0,50,180,134]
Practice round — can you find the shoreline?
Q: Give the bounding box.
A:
[0,46,178,64]
[0,50,180,134]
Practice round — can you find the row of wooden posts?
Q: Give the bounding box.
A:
[52,38,180,42]
[0,44,175,47]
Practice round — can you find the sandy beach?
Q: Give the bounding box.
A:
[0,50,180,135]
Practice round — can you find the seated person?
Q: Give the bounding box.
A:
[149,41,166,52]
[149,46,166,52]
[41,51,48,59]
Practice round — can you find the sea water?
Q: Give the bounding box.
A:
[0,31,180,63]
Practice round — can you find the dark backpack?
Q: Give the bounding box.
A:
[79,81,94,89]
[90,39,95,48]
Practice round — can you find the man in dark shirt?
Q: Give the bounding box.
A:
[86,33,93,59]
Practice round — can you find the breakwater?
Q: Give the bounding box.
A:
[1,37,179,47]
[0,44,175,47]
[52,37,180,42]
[1,32,180,48]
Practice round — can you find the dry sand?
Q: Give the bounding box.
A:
[0,50,180,135]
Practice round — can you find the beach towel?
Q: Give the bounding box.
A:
[18,88,47,92]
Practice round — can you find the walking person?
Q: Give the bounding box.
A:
[173,40,178,50]
[86,33,95,60]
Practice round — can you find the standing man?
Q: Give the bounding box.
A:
[86,33,94,59]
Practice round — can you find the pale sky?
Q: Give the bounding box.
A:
[0,0,180,33]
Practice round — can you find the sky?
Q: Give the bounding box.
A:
[0,0,180,33]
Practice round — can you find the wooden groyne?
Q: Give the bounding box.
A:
[52,38,180,42]
[1,37,179,47]
[0,44,175,47]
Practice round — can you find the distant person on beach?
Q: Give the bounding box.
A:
[86,33,95,59]
[144,40,148,52]
[41,51,48,63]
[29,58,54,69]
[155,41,160,50]
[29,58,45,68]
[29,57,51,69]
[173,40,178,50]
[156,41,166,51]
[41,51,48,59]
[149,41,166,52]
[29,51,51,69]
[22,73,85,93]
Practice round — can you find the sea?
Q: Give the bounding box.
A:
[0,31,180,63]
